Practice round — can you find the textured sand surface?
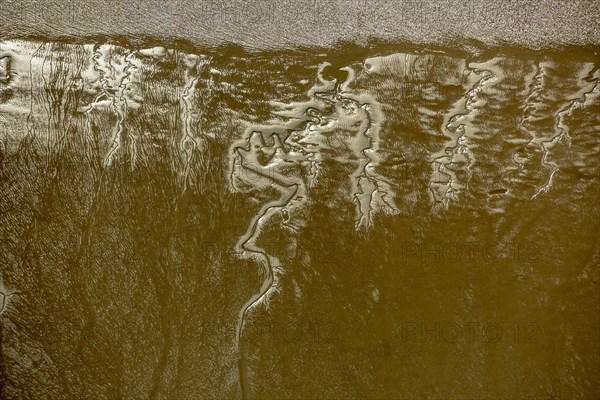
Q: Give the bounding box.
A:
[0,0,599,49]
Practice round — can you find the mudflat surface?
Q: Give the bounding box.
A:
[0,6,599,399]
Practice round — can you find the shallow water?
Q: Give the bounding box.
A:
[0,39,598,399]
